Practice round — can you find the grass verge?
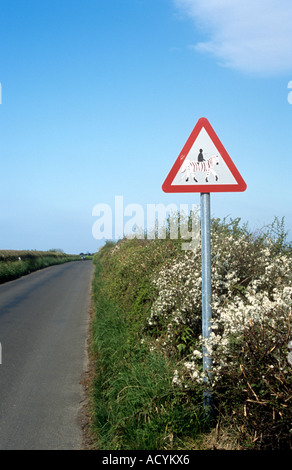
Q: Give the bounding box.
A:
[89,251,208,450]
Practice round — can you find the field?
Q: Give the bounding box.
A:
[89,216,292,450]
[0,250,80,284]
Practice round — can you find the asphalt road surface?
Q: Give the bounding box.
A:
[0,260,94,450]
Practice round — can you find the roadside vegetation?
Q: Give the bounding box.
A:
[89,216,292,450]
[0,249,80,284]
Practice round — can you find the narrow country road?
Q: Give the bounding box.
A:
[0,260,94,450]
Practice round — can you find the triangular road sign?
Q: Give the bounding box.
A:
[162,117,247,193]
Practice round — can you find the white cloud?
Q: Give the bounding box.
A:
[174,0,292,75]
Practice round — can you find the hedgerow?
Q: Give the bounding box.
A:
[91,216,292,450]
[0,250,80,284]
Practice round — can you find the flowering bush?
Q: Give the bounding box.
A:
[144,217,292,449]
[93,217,292,449]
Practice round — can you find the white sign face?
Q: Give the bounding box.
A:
[171,127,237,186]
[162,117,247,193]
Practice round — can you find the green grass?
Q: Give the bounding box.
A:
[90,255,208,450]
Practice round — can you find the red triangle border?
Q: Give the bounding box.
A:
[162,117,247,193]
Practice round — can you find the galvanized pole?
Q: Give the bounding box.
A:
[200,192,213,416]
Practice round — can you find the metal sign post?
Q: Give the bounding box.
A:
[200,192,213,415]
[162,117,247,419]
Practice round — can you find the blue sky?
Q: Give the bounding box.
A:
[0,0,292,254]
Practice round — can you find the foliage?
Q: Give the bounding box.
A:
[90,259,207,450]
[0,250,80,284]
[90,216,292,450]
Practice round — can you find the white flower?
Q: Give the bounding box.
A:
[172,370,182,386]
[192,349,202,359]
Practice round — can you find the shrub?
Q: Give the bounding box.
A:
[0,250,80,284]
[90,216,292,450]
